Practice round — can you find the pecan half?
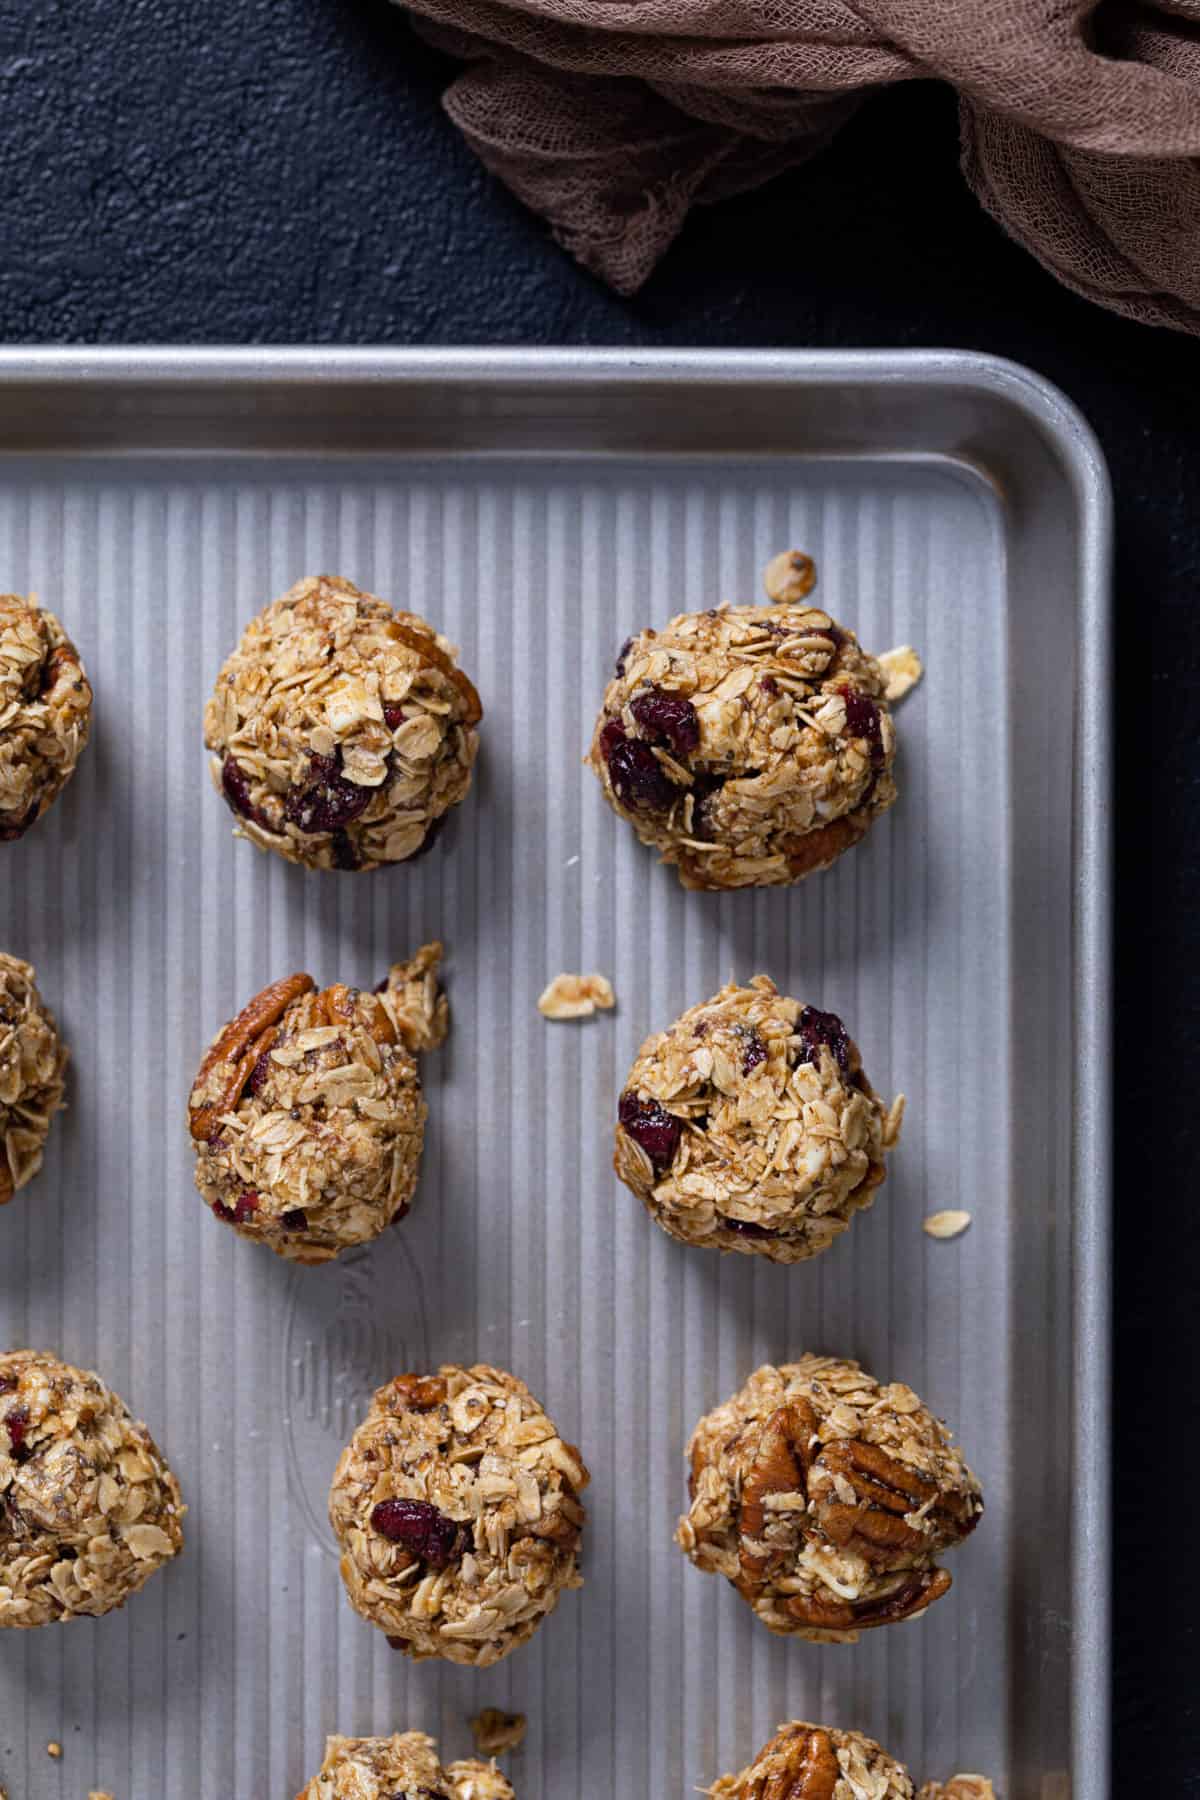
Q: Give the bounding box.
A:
[388,620,483,727]
[812,1438,980,1564]
[189,973,315,1141]
[785,1564,952,1632]
[746,1724,840,1800]
[389,1374,448,1412]
[781,813,868,879]
[318,983,396,1046]
[738,1399,818,1583]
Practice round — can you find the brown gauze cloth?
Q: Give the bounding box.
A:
[397,0,1200,330]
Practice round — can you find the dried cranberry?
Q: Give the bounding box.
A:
[330,828,360,871]
[233,1191,259,1224]
[760,676,779,696]
[839,686,885,767]
[614,636,635,678]
[245,1050,272,1098]
[370,1498,462,1568]
[816,624,844,650]
[630,686,700,758]
[618,1091,682,1172]
[739,1030,768,1075]
[797,1005,851,1074]
[212,1198,234,1220]
[606,738,676,814]
[284,752,372,835]
[383,703,406,730]
[5,1404,29,1455]
[220,757,273,832]
[281,1208,308,1231]
[724,1217,777,1239]
[598,718,626,759]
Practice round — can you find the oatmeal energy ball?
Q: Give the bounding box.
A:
[587,553,896,890]
[0,594,92,840]
[0,1350,184,1627]
[616,976,902,1262]
[297,1732,515,1800]
[0,953,67,1207]
[188,942,447,1264]
[679,1356,982,1642]
[708,1721,915,1800]
[330,1364,588,1666]
[205,574,481,872]
[708,1720,996,1800]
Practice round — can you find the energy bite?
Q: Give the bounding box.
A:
[586,559,896,890]
[329,1365,588,1666]
[0,953,68,1206]
[707,1722,914,1799]
[615,976,902,1262]
[0,595,92,840]
[0,1350,184,1627]
[205,574,481,872]
[296,1733,514,1800]
[188,943,446,1264]
[677,1355,982,1642]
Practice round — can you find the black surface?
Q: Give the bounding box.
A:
[2,0,1195,1787]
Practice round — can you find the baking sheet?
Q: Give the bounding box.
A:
[0,350,1111,1800]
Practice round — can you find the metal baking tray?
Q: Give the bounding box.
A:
[0,349,1111,1800]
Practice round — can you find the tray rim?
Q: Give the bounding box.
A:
[0,345,1112,1797]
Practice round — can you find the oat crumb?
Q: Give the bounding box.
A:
[47,1740,62,1758]
[879,644,924,702]
[471,1708,527,1756]
[923,1209,972,1240]
[763,548,817,604]
[89,1791,117,1799]
[537,973,615,1020]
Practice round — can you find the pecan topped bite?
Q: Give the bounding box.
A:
[678,1356,982,1643]
[586,554,898,891]
[707,1722,915,1800]
[615,976,903,1262]
[0,953,67,1209]
[329,1364,588,1666]
[0,594,92,841]
[296,1730,515,1800]
[205,574,481,872]
[0,1350,184,1628]
[188,942,447,1263]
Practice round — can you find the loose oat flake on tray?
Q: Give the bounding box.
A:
[296,1731,514,1800]
[187,942,447,1263]
[615,975,903,1262]
[329,1365,588,1666]
[0,594,92,841]
[678,1356,982,1643]
[586,554,902,891]
[0,951,68,1208]
[0,1350,184,1628]
[205,574,481,872]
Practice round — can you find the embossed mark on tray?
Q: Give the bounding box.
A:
[283,1235,430,1556]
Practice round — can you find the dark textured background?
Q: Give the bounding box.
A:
[2,0,1194,1786]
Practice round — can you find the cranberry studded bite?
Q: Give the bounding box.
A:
[615,976,903,1263]
[679,1355,983,1646]
[586,551,899,890]
[329,1366,588,1666]
[296,1729,516,1800]
[187,943,447,1263]
[204,574,481,872]
[0,594,92,842]
[0,1350,184,1628]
